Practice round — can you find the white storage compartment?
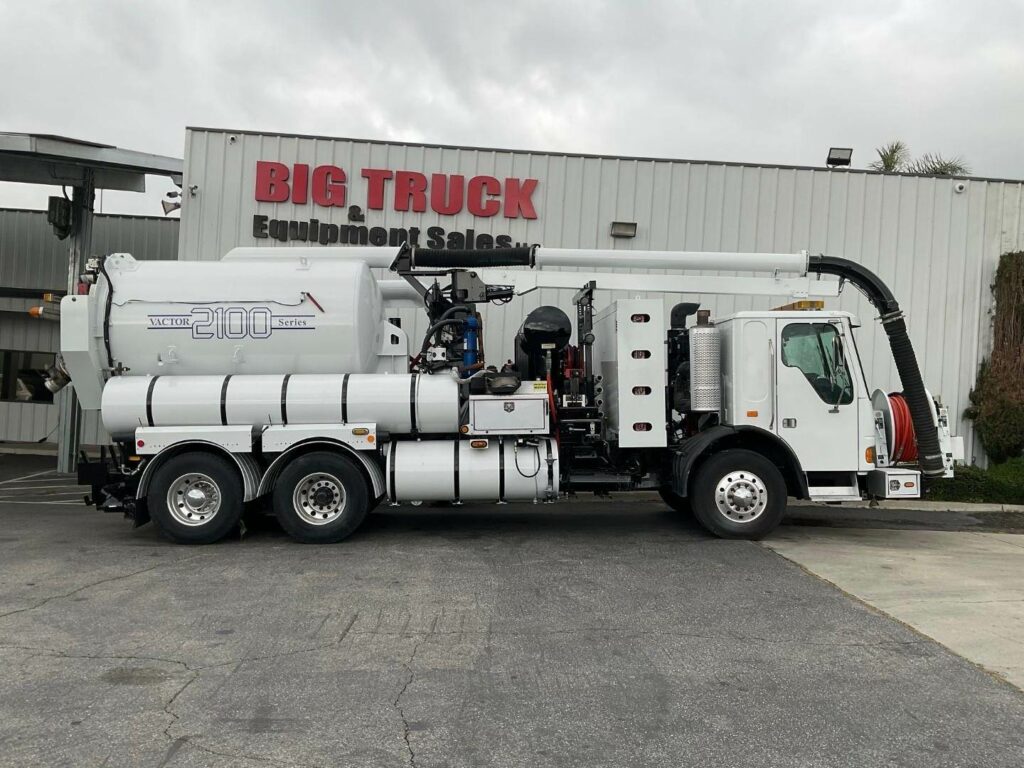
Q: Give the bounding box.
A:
[467,383,549,435]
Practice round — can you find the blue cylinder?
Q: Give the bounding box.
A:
[463,315,479,372]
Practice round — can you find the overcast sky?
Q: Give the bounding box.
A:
[1,0,1021,216]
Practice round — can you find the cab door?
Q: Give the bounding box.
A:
[774,318,859,472]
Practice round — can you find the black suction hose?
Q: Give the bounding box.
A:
[807,255,944,477]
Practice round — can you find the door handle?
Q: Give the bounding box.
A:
[782,418,797,428]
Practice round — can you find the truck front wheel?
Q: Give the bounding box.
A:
[147,452,244,544]
[272,452,370,543]
[690,449,787,539]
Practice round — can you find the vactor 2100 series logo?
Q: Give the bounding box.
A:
[147,307,316,339]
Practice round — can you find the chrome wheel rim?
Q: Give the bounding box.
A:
[714,470,768,523]
[167,473,221,526]
[292,473,346,526]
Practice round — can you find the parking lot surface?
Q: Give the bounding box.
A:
[1,456,1022,767]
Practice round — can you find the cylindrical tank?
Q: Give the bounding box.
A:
[688,320,721,413]
[101,373,459,439]
[386,439,558,502]
[96,253,390,376]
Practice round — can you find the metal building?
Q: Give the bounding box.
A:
[178,128,1024,464]
[0,209,179,444]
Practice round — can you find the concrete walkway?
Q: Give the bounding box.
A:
[764,528,1024,689]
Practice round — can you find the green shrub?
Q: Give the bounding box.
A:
[965,252,1024,463]
[926,456,1024,505]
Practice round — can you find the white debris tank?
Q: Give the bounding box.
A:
[94,253,402,378]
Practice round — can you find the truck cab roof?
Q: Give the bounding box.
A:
[716,309,861,327]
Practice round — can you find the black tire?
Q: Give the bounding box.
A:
[690,449,787,539]
[658,487,692,516]
[147,452,244,544]
[272,451,370,543]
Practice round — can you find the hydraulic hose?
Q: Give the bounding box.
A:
[807,255,944,476]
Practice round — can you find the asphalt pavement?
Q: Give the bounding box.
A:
[0,454,1022,767]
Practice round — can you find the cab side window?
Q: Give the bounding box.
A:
[780,323,853,405]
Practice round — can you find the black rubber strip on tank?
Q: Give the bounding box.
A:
[388,441,397,501]
[145,376,160,427]
[280,374,291,425]
[340,374,350,423]
[409,375,418,435]
[453,440,460,502]
[220,375,233,426]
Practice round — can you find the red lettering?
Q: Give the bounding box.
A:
[394,171,428,212]
[468,175,501,217]
[362,168,393,210]
[312,165,346,208]
[504,178,538,219]
[291,163,309,205]
[431,173,464,215]
[255,161,290,203]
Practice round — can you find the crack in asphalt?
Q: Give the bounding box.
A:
[393,639,424,768]
[0,552,208,621]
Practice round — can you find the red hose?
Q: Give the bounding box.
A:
[889,392,918,463]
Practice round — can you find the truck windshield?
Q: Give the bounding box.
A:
[780,322,854,405]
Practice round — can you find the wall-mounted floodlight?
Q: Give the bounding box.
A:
[826,148,853,167]
[610,221,638,238]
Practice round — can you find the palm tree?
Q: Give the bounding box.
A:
[869,140,911,172]
[906,152,971,176]
[868,140,970,176]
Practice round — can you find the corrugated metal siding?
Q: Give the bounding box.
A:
[173,130,1021,464]
[0,209,179,444]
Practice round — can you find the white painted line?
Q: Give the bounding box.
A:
[0,499,89,505]
[0,470,59,485]
[0,487,83,493]
[0,495,88,501]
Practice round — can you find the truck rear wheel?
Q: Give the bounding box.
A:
[272,452,370,543]
[147,452,244,544]
[690,449,786,539]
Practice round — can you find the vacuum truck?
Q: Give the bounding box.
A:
[45,244,963,544]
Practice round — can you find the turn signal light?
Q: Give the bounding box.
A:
[460,425,469,434]
[865,447,875,464]
[28,306,44,318]
[746,410,759,418]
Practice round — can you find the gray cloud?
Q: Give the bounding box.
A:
[1,0,1021,215]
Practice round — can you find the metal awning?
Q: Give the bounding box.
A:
[0,132,182,192]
